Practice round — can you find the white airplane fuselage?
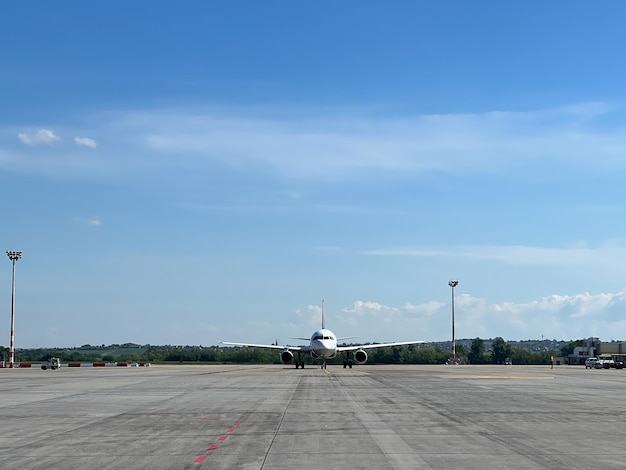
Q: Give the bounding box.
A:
[309,328,338,359]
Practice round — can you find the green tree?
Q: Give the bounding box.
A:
[491,337,512,364]
[560,339,585,357]
[455,344,467,358]
[468,338,486,364]
[370,347,394,364]
[509,347,533,365]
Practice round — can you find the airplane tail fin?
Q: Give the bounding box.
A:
[321,299,325,329]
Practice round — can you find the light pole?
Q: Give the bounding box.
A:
[6,251,22,368]
[448,280,458,362]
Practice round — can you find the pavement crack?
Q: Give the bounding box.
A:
[258,374,302,470]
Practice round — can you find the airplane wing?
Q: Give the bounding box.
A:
[220,341,307,352]
[337,340,426,352]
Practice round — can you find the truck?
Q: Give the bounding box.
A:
[595,354,624,369]
[41,357,61,370]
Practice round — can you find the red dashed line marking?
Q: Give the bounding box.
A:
[193,421,242,465]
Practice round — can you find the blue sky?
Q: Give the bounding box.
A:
[2,2,626,348]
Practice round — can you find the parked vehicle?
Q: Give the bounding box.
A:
[585,357,598,369]
[41,357,61,370]
[595,354,624,369]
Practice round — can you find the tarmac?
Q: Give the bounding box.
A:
[1,363,625,469]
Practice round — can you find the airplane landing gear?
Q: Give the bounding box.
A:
[341,352,353,368]
[295,353,304,369]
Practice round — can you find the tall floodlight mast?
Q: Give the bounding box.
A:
[6,251,22,368]
[448,280,459,362]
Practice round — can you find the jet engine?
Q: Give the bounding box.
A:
[280,349,294,364]
[354,349,368,365]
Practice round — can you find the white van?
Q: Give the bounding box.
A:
[585,357,598,369]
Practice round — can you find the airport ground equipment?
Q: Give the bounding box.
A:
[41,357,61,370]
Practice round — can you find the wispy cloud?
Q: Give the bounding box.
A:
[133,101,625,179]
[77,217,102,226]
[74,136,97,148]
[4,102,626,180]
[180,202,292,214]
[18,129,60,146]
[364,242,626,268]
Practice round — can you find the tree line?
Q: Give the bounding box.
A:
[4,337,564,365]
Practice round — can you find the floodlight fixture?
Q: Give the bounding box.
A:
[6,251,22,261]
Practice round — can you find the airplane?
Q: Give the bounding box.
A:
[220,301,425,369]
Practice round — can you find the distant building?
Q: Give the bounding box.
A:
[598,341,626,355]
[567,337,600,365]
[565,338,626,365]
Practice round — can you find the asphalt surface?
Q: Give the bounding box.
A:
[1,363,625,469]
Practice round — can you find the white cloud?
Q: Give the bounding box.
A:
[340,301,402,326]
[342,300,399,315]
[335,289,626,342]
[404,300,447,316]
[74,136,97,148]
[18,129,60,146]
[458,289,626,340]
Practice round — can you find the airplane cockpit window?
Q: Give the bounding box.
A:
[312,334,336,341]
